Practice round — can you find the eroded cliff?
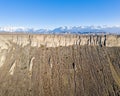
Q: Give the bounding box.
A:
[0,34,120,96]
[0,34,120,50]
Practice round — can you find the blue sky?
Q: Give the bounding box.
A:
[0,0,120,29]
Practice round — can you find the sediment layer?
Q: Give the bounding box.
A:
[0,34,120,51]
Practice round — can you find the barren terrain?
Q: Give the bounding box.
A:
[0,34,120,96]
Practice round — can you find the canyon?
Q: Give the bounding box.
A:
[0,34,120,96]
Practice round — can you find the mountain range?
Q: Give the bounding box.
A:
[0,26,120,34]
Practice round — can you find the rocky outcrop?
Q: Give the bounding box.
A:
[0,34,120,50]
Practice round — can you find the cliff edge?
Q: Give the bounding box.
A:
[0,34,120,51]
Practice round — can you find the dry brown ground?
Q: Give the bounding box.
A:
[0,45,120,96]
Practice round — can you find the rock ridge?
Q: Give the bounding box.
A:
[0,34,120,51]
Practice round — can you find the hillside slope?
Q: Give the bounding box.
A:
[0,34,120,96]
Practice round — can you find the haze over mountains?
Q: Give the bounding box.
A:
[0,25,120,34]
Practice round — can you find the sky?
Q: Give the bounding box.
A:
[0,0,120,29]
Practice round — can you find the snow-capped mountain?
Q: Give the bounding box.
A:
[0,26,120,34]
[51,26,120,34]
[0,27,34,32]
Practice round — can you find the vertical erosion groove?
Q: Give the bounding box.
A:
[104,35,106,46]
[105,48,120,87]
[9,61,16,75]
[29,57,35,72]
[72,63,75,69]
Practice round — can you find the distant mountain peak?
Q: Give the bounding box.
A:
[0,26,120,34]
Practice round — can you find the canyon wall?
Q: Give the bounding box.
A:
[0,34,120,96]
[0,34,120,51]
